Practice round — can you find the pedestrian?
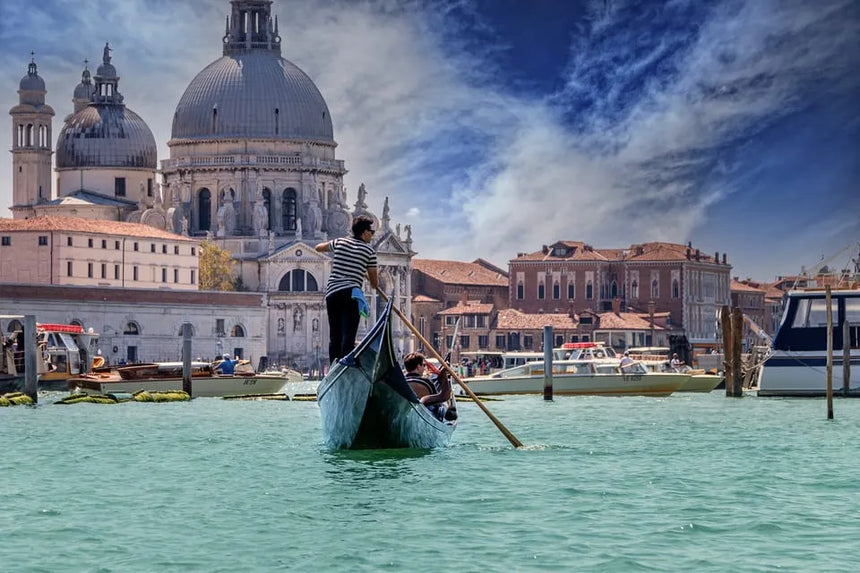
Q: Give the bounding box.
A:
[315,216,379,364]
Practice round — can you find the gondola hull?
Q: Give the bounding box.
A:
[317,301,456,450]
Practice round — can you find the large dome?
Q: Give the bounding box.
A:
[171,51,334,142]
[56,105,157,169]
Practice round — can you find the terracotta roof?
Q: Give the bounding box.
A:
[437,301,495,315]
[412,294,441,303]
[513,240,721,264]
[496,308,577,330]
[731,279,766,293]
[0,216,197,242]
[597,312,664,330]
[412,259,508,286]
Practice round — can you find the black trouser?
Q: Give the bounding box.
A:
[326,288,360,364]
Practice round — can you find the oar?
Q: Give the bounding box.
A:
[377,290,523,448]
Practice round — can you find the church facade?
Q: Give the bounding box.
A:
[4,0,415,370]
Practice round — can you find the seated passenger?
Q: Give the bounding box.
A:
[619,350,635,370]
[404,352,454,421]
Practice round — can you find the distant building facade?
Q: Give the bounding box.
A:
[1,284,267,365]
[509,241,732,345]
[0,216,199,289]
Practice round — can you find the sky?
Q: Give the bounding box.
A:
[0,0,858,282]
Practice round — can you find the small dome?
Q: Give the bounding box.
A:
[74,81,95,101]
[96,62,117,78]
[171,51,333,142]
[20,73,45,92]
[56,105,156,169]
[19,61,45,93]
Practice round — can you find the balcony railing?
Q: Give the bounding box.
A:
[161,154,345,171]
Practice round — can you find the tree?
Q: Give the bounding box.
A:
[198,240,235,291]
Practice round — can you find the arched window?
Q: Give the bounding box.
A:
[568,282,575,299]
[651,279,659,299]
[610,280,618,298]
[586,280,594,300]
[282,188,297,231]
[631,280,639,299]
[278,269,319,292]
[262,188,275,230]
[672,279,680,299]
[39,125,47,147]
[6,319,23,333]
[16,124,24,147]
[553,282,560,299]
[516,282,524,300]
[26,124,34,147]
[198,188,211,231]
[70,319,83,329]
[123,322,140,335]
[230,325,245,337]
[537,283,545,300]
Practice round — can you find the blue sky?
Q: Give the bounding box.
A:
[1,0,857,281]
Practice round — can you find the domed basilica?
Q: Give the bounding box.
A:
[7,0,416,368]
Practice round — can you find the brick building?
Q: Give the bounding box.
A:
[508,240,732,344]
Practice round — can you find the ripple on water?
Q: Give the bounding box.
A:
[2,394,860,571]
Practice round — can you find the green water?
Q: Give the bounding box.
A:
[2,392,859,572]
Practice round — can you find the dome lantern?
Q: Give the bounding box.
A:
[223,0,281,56]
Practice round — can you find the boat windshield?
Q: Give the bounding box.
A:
[791,298,835,328]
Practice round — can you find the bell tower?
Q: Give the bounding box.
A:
[9,55,55,218]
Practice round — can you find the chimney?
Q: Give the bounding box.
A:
[687,241,692,248]
[695,249,700,261]
[612,297,621,314]
[542,245,548,254]
[722,253,727,264]
[715,251,719,263]
[460,290,468,305]
[686,247,691,259]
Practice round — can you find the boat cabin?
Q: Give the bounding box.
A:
[772,289,860,351]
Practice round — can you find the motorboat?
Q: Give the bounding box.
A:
[1,322,99,393]
[67,361,293,398]
[462,359,683,397]
[757,288,860,397]
[627,346,722,392]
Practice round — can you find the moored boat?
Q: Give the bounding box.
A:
[317,300,457,450]
[68,361,292,398]
[463,360,682,397]
[758,288,860,397]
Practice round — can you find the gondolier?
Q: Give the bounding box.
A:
[315,216,379,364]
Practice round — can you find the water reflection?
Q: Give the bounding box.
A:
[322,447,434,482]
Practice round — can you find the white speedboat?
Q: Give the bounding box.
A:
[462,360,683,397]
[758,288,860,397]
[67,361,293,398]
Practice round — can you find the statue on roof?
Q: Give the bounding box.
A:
[103,42,112,64]
[355,183,368,210]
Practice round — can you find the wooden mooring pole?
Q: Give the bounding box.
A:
[543,325,553,401]
[826,286,833,419]
[731,307,744,396]
[721,306,734,396]
[23,315,38,403]
[843,319,851,397]
[181,323,193,396]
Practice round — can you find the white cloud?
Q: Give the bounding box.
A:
[0,0,856,279]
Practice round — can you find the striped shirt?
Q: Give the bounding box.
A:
[324,236,377,298]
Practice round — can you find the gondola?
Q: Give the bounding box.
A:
[317,300,457,450]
